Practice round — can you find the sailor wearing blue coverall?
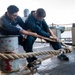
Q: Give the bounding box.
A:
[24,8,69,67]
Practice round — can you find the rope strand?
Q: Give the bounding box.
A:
[0,48,72,60]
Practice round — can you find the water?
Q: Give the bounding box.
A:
[61,31,72,38]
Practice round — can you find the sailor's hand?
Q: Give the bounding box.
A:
[50,36,59,41]
[22,35,28,41]
[37,35,45,39]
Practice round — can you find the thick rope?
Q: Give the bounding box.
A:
[0,48,72,60]
[42,36,71,52]
[39,48,72,62]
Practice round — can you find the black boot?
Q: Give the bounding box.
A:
[57,54,69,61]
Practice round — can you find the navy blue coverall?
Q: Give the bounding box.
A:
[24,11,62,62]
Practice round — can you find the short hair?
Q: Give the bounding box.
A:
[7,5,19,14]
[36,8,46,17]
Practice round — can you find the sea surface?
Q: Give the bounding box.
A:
[61,31,72,38]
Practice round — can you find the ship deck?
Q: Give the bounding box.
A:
[0,43,75,75]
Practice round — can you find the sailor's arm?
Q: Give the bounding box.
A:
[20,29,43,39]
[48,29,59,40]
[42,19,57,40]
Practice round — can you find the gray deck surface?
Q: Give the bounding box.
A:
[37,50,75,75]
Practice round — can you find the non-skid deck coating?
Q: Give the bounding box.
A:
[37,50,75,75]
[0,43,75,75]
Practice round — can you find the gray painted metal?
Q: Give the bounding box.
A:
[72,24,75,45]
[0,36,18,53]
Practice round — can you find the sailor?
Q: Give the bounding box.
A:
[24,8,69,67]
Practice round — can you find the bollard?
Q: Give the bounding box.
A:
[0,35,19,72]
[72,23,75,45]
[0,35,18,53]
[1,52,19,72]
